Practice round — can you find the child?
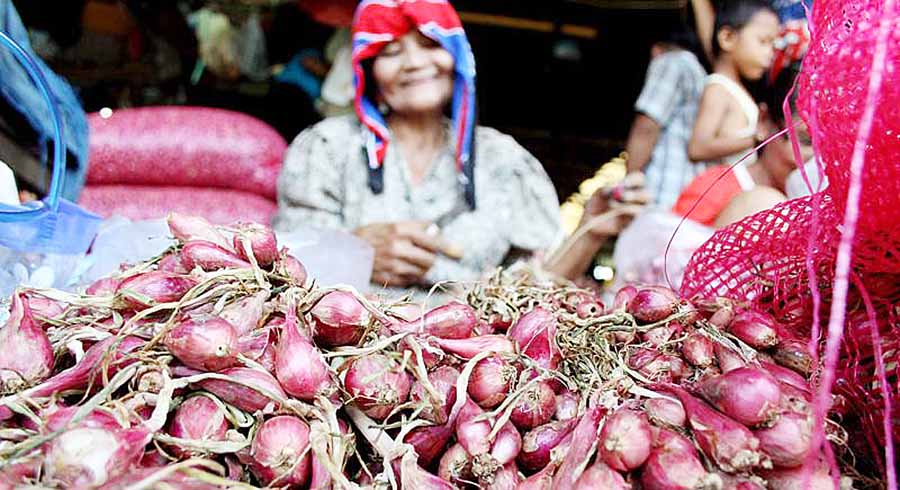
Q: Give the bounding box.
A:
[687,0,780,166]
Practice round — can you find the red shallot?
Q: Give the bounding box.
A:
[247,415,311,486]
[116,272,197,309]
[682,331,715,368]
[507,308,560,370]
[233,223,279,267]
[410,365,458,424]
[166,212,231,250]
[220,290,268,336]
[275,302,333,401]
[510,381,556,431]
[166,395,228,456]
[438,443,473,485]
[641,429,715,490]
[311,291,369,347]
[698,367,782,427]
[344,353,411,420]
[404,423,454,468]
[661,385,764,473]
[432,335,515,359]
[599,407,653,472]
[198,367,285,412]
[517,419,576,472]
[164,316,239,372]
[181,241,251,271]
[0,293,53,392]
[552,406,606,490]
[468,354,516,409]
[753,410,813,468]
[627,286,679,323]
[574,461,629,489]
[728,310,779,350]
[644,397,686,428]
[396,302,477,339]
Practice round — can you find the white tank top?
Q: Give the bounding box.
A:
[706,73,759,170]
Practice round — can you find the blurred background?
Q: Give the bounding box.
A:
[10,0,694,202]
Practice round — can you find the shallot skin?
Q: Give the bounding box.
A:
[599,408,653,472]
[0,293,53,392]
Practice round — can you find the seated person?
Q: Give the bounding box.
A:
[674,61,814,227]
[273,0,563,293]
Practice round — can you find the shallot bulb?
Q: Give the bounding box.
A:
[554,389,580,421]
[166,213,230,249]
[517,462,557,490]
[0,292,53,393]
[574,462,629,489]
[682,331,715,368]
[715,343,746,373]
[644,397,686,428]
[399,452,455,490]
[343,354,411,421]
[772,340,814,376]
[181,241,251,271]
[275,303,334,401]
[490,421,523,466]
[438,443,473,485]
[728,310,779,350]
[276,251,308,285]
[627,286,679,323]
[166,395,228,457]
[432,335,515,359]
[599,407,653,472]
[410,365,458,424]
[157,253,187,273]
[507,308,560,370]
[233,223,279,267]
[404,423,454,468]
[468,354,516,409]
[85,277,122,296]
[164,316,239,371]
[456,398,492,456]
[396,302,477,339]
[116,272,197,309]
[761,460,843,490]
[641,429,715,490]
[247,416,311,487]
[552,406,606,490]
[23,336,144,399]
[612,285,638,311]
[643,322,683,347]
[510,381,556,431]
[697,367,782,427]
[220,290,268,336]
[753,410,813,468]
[310,291,369,347]
[661,385,764,473]
[517,419,576,472]
[198,367,286,412]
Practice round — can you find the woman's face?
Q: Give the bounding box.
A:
[372,30,454,115]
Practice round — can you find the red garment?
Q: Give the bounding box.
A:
[671,165,743,226]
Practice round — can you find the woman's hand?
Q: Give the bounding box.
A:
[354,221,443,287]
[580,172,650,239]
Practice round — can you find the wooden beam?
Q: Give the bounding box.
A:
[458,12,599,39]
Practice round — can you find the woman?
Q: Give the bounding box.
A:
[273,0,563,292]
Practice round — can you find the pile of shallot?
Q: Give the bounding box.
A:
[0,215,864,489]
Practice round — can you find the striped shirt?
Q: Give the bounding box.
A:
[634,49,708,208]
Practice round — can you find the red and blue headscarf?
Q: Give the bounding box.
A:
[351,0,478,208]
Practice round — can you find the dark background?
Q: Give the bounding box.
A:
[13,0,693,202]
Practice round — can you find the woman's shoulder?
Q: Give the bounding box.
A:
[290,114,363,147]
[474,126,540,169]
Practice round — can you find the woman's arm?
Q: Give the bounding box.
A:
[688,84,756,162]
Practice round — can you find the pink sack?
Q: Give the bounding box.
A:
[87,107,286,199]
[79,185,277,225]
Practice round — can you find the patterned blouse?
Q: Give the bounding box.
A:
[272,115,562,289]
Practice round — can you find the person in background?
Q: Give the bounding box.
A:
[687,0,778,168]
[624,20,708,208]
[675,59,814,227]
[273,0,563,293]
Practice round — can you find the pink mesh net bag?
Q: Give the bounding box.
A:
[87,107,286,199]
[681,0,899,481]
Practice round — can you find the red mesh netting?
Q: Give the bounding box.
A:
[681,0,899,480]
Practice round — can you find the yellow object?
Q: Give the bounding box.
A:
[559,153,628,235]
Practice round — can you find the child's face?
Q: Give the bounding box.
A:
[729,10,780,80]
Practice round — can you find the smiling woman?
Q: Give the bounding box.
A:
[272,0,562,294]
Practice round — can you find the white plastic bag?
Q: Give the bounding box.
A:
[612,210,714,291]
[276,226,374,292]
